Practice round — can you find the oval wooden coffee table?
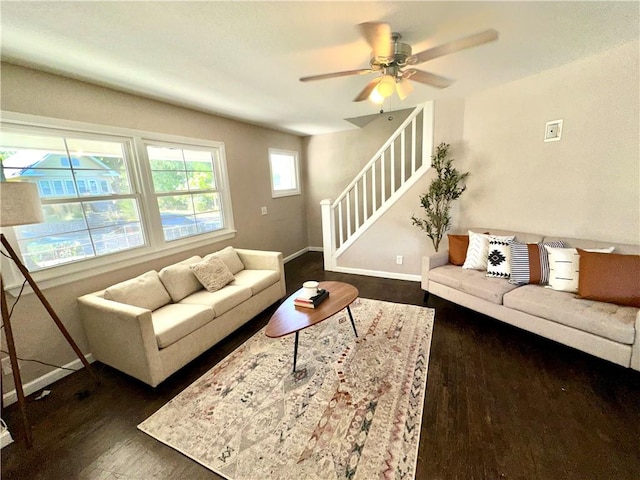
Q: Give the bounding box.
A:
[265,281,359,372]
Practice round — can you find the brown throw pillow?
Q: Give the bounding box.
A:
[448,232,489,266]
[577,249,640,308]
[447,234,469,266]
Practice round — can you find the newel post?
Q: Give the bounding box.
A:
[320,199,335,271]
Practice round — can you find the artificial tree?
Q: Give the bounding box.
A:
[411,142,469,252]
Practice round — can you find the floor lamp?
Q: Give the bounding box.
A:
[0,182,98,447]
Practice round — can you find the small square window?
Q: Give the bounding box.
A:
[269,148,300,198]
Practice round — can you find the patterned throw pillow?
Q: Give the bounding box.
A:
[509,240,565,285]
[190,256,235,292]
[486,240,511,278]
[462,231,515,271]
[545,246,615,293]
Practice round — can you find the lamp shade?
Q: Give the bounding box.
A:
[0,182,45,227]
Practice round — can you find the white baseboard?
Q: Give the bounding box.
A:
[2,354,95,407]
[332,265,421,282]
[283,247,310,263]
[307,246,323,252]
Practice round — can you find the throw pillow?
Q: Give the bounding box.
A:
[545,246,615,293]
[462,231,515,271]
[486,239,511,278]
[190,256,235,292]
[448,234,471,266]
[205,246,245,275]
[509,240,566,285]
[577,249,640,307]
[448,232,490,266]
[104,271,171,311]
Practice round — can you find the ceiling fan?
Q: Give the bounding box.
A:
[300,22,499,103]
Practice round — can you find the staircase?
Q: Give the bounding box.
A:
[321,101,434,271]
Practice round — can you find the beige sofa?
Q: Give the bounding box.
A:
[422,229,640,371]
[78,247,286,387]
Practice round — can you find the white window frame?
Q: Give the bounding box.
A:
[0,112,235,292]
[268,148,301,198]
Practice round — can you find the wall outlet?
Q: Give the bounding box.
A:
[396,255,403,265]
[1,357,12,375]
[261,206,268,215]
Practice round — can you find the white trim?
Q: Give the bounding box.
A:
[2,354,95,407]
[332,265,421,282]
[307,246,323,252]
[283,247,309,263]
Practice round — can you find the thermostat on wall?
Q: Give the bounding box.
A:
[544,119,563,142]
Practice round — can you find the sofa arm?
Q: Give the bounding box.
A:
[235,249,286,298]
[631,312,640,371]
[77,294,163,386]
[236,249,282,271]
[421,250,450,291]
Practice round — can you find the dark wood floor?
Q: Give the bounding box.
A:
[2,252,639,479]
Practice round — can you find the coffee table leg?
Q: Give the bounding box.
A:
[293,331,299,373]
[347,306,358,337]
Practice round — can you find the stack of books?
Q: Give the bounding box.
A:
[294,288,329,309]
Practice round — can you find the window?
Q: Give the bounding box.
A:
[145,143,225,242]
[0,117,234,283]
[1,129,142,272]
[268,148,300,198]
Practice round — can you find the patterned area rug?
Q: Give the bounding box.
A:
[138,298,434,480]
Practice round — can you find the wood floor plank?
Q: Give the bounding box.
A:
[2,252,639,479]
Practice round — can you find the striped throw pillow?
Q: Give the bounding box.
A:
[545,246,615,293]
[509,240,565,285]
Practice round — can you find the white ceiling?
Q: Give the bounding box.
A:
[1,1,638,136]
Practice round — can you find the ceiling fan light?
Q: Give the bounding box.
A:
[369,86,385,104]
[377,75,396,97]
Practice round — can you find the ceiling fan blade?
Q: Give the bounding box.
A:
[358,22,392,59]
[396,78,414,100]
[300,68,373,82]
[409,29,499,65]
[353,78,381,102]
[405,69,454,89]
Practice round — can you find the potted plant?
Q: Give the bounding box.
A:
[411,142,469,252]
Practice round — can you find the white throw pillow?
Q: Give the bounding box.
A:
[463,231,515,271]
[190,256,235,292]
[486,239,511,278]
[545,246,615,293]
[104,270,171,311]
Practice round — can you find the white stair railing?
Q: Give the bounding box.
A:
[321,102,434,271]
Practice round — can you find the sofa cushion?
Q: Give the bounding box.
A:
[191,256,235,292]
[577,249,640,308]
[104,271,171,311]
[545,246,615,293]
[509,241,565,285]
[503,285,637,345]
[151,303,214,349]
[205,246,245,275]
[180,285,253,317]
[158,255,203,302]
[231,269,281,295]
[430,265,520,304]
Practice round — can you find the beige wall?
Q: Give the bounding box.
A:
[458,40,639,244]
[1,63,306,391]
